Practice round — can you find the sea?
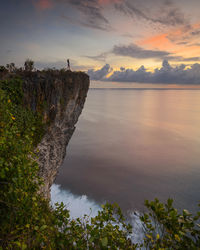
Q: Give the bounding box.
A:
[51,81,200,236]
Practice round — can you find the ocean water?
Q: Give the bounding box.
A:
[51,85,200,219]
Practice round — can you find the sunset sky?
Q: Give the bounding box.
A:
[1,0,200,83]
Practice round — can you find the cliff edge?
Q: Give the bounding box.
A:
[1,70,89,198]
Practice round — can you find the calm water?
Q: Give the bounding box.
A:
[55,88,200,214]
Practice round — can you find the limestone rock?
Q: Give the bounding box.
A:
[21,70,89,198]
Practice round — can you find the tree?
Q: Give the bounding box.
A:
[24,59,34,71]
[0,65,8,73]
[6,63,16,72]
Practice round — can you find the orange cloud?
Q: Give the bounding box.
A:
[139,21,200,51]
[35,0,53,10]
[176,45,200,58]
[191,22,200,30]
[139,33,174,51]
[137,22,200,61]
[167,23,200,43]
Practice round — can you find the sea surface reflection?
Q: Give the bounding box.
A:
[55,88,200,213]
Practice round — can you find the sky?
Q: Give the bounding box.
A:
[1,0,200,84]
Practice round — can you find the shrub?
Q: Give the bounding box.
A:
[141,199,200,249]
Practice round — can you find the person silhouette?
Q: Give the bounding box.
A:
[67,59,70,70]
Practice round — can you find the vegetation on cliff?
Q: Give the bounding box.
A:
[0,75,200,249]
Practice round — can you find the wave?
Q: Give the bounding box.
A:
[51,184,101,218]
[51,184,145,245]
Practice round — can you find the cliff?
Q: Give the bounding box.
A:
[7,70,89,198]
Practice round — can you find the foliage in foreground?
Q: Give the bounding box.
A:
[141,199,200,249]
[0,77,200,249]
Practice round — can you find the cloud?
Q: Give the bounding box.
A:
[191,43,200,47]
[68,0,109,24]
[121,33,134,38]
[98,0,122,5]
[85,43,200,63]
[88,60,200,84]
[167,23,200,44]
[83,52,108,62]
[34,0,191,33]
[114,0,188,27]
[57,0,112,31]
[163,56,200,62]
[33,0,113,30]
[108,64,151,83]
[112,43,171,59]
[182,57,200,62]
[61,14,110,31]
[35,0,53,10]
[176,41,189,46]
[87,64,112,80]
[190,29,200,36]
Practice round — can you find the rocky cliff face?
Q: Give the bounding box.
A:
[21,70,89,198]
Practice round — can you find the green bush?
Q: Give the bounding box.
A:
[141,199,200,249]
[0,78,199,249]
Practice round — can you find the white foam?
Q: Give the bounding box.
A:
[51,184,101,218]
[50,184,145,246]
[128,211,145,245]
